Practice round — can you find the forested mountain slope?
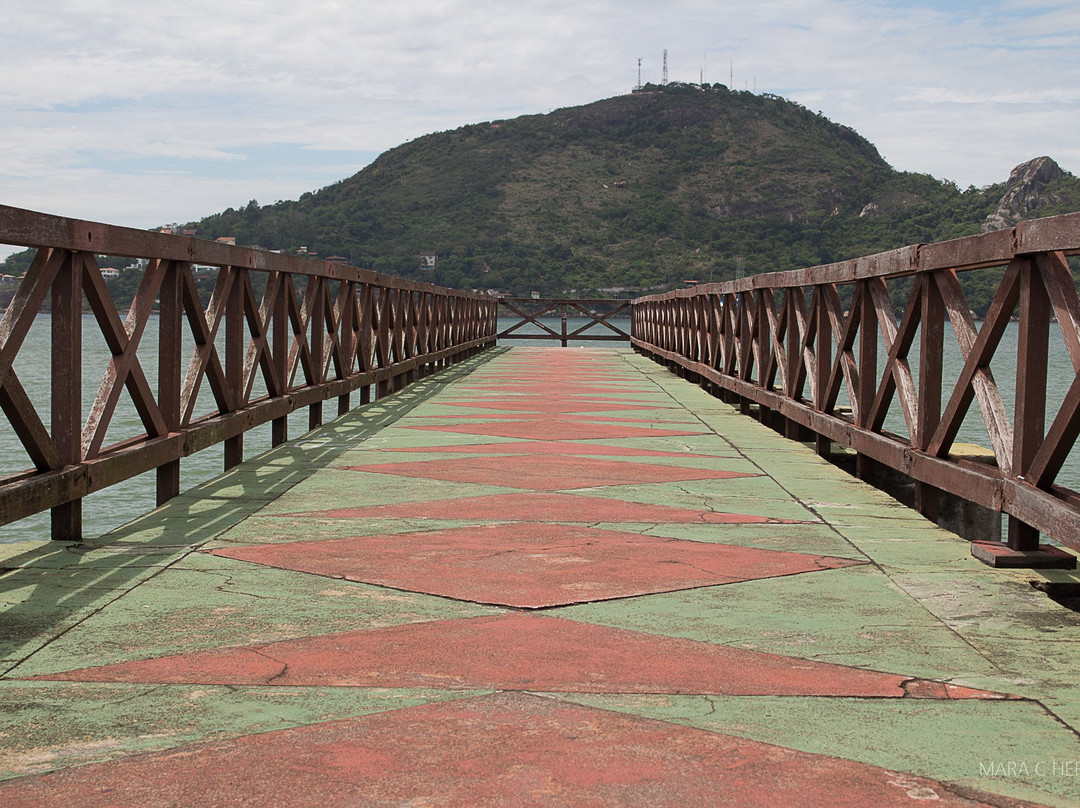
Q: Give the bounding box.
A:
[191,84,1080,302]
[7,83,1077,314]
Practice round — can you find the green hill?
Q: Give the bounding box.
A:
[7,82,1078,313]
[189,84,1080,302]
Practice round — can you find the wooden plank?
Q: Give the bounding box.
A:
[928,263,1018,469]
[375,286,392,370]
[50,251,82,540]
[822,284,860,417]
[866,276,918,438]
[224,267,245,470]
[285,274,316,386]
[754,291,771,388]
[760,289,782,390]
[1009,261,1052,549]
[0,372,62,471]
[157,260,183,505]
[240,270,272,403]
[82,256,169,459]
[356,283,374,373]
[0,248,65,379]
[1016,211,1080,255]
[917,272,945,451]
[914,273,945,517]
[788,288,809,401]
[856,282,877,429]
[180,266,232,424]
[1003,478,1080,551]
[722,293,739,376]
[271,272,289,446]
[1036,251,1080,371]
[1026,371,1080,490]
[0,245,67,471]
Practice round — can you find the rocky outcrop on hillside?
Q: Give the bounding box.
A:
[982,156,1065,232]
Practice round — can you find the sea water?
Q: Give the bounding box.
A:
[1,314,1076,542]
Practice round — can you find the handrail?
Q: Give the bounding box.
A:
[497,298,631,346]
[631,211,1080,555]
[0,205,498,539]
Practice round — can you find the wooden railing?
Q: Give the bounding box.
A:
[0,205,497,540]
[632,212,1080,558]
[498,298,631,346]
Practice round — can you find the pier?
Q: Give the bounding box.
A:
[2,205,1080,804]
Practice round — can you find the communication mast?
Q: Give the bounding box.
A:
[662,49,669,85]
[636,57,643,91]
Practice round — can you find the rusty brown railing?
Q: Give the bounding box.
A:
[0,205,498,540]
[498,298,631,346]
[632,212,1080,559]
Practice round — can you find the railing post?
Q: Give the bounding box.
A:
[814,292,831,457]
[756,291,771,427]
[784,293,801,440]
[856,282,879,482]
[271,274,288,446]
[915,275,945,521]
[224,269,244,471]
[1008,260,1050,550]
[157,260,182,505]
[338,283,354,417]
[50,252,82,541]
[309,277,325,431]
[376,288,393,398]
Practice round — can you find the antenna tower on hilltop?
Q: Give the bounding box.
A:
[662,49,669,85]
[636,57,643,91]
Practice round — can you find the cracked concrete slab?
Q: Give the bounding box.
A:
[2,346,1078,806]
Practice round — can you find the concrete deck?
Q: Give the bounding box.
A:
[2,347,1080,806]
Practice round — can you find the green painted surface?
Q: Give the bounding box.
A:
[581,435,745,456]
[586,481,824,522]
[3,346,1080,805]
[7,554,501,678]
[557,565,1008,683]
[0,681,485,780]
[551,693,1080,808]
[208,513,485,546]
[253,470,520,515]
[632,522,864,557]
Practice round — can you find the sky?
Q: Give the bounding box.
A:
[2,0,1079,259]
